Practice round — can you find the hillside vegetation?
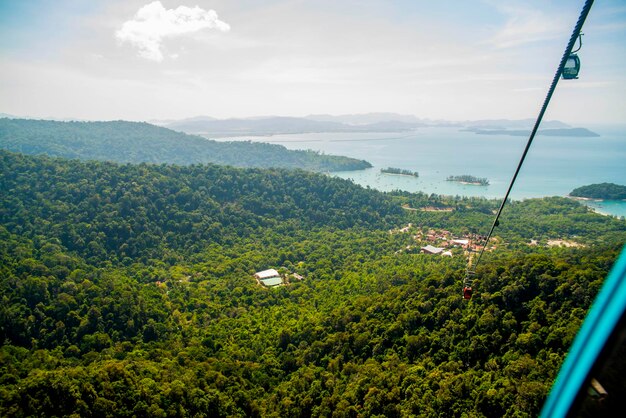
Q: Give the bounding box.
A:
[0,118,371,172]
[1,150,625,417]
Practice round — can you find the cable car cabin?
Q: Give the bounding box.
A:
[562,54,580,79]
[463,286,473,300]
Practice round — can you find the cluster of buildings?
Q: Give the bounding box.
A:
[416,229,486,256]
[391,227,489,257]
[420,245,454,257]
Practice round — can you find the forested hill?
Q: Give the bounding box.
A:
[2,149,622,264]
[0,150,400,264]
[0,118,371,172]
[1,150,625,417]
[569,183,626,200]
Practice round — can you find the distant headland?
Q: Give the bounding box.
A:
[0,118,372,173]
[569,183,626,200]
[464,127,600,137]
[141,113,600,138]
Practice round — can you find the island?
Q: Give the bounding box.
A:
[466,127,600,137]
[446,175,489,186]
[569,183,626,200]
[381,167,419,177]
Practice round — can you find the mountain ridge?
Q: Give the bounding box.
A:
[156,113,581,136]
[0,118,371,172]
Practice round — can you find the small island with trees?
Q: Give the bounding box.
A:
[381,167,419,177]
[446,174,489,186]
[569,183,626,200]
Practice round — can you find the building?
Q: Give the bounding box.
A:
[254,269,283,287]
[259,277,283,287]
[421,245,444,255]
[451,239,470,247]
[254,269,280,280]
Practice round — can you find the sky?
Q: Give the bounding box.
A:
[0,0,625,124]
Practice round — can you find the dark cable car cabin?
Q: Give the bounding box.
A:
[463,286,473,300]
[562,54,580,79]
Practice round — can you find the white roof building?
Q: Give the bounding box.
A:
[254,269,280,280]
[451,239,470,246]
[421,245,444,255]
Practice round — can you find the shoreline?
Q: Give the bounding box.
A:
[569,195,626,202]
[447,180,488,186]
[586,205,613,218]
[569,196,604,202]
[568,196,626,218]
[459,181,486,186]
[381,172,419,178]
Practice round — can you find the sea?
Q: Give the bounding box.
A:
[214,126,626,218]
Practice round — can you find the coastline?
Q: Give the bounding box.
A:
[381,172,419,178]
[459,181,486,186]
[587,206,612,217]
[228,128,626,218]
[447,180,488,186]
[568,196,604,202]
[569,196,626,202]
[570,197,626,218]
[569,196,626,203]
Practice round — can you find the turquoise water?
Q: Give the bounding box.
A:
[216,126,626,218]
[583,200,626,218]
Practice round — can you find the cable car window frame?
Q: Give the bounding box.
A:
[562,54,581,79]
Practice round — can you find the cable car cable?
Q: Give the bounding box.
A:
[463,0,595,299]
[572,33,583,53]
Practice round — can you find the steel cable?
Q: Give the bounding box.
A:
[464,0,595,291]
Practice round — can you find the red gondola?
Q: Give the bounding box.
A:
[463,286,473,300]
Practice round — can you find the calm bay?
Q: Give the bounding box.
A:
[215,126,626,218]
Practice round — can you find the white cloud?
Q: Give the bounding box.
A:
[488,5,568,49]
[115,1,230,62]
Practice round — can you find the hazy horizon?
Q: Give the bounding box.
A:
[2,111,622,129]
[1,1,625,124]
